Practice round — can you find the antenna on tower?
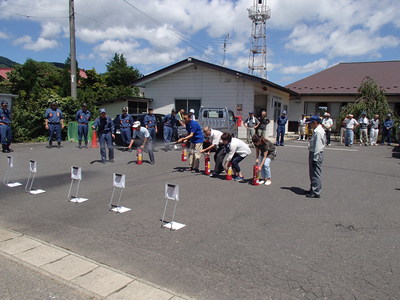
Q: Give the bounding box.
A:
[214,33,231,67]
[247,0,271,79]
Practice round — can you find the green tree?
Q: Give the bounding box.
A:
[104,53,142,97]
[337,76,398,140]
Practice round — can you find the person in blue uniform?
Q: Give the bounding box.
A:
[92,108,115,164]
[276,110,288,146]
[44,102,64,148]
[128,121,155,164]
[381,114,394,146]
[117,107,133,149]
[144,107,157,151]
[163,109,176,151]
[0,101,12,153]
[75,103,91,148]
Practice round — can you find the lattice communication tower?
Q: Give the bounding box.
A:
[247,0,271,79]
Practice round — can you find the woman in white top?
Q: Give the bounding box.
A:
[221,132,251,182]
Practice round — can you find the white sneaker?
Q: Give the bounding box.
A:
[297,138,301,140]
[258,180,265,184]
[265,180,272,185]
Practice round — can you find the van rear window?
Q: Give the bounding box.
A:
[204,110,223,118]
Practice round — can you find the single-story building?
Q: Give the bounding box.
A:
[129,57,298,138]
[286,60,400,132]
[96,96,154,119]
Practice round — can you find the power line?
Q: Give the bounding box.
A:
[120,0,223,64]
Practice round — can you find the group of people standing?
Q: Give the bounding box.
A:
[341,112,395,146]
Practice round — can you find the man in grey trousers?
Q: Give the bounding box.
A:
[306,115,325,198]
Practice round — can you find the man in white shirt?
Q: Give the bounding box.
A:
[321,112,333,146]
[369,114,379,146]
[201,127,224,177]
[298,114,307,140]
[345,114,359,147]
[128,121,154,164]
[306,115,326,198]
[221,132,251,182]
[358,112,369,146]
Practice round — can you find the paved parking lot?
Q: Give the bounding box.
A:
[1,140,399,299]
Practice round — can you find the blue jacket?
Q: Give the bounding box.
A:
[144,114,157,128]
[93,116,114,134]
[0,108,11,124]
[76,109,91,124]
[383,119,394,129]
[277,116,288,126]
[45,108,63,123]
[118,113,133,128]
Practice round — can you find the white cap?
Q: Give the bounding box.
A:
[189,109,195,113]
[132,121,141,128]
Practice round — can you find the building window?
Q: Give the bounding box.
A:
[175,99,201,119]
[128,101,148,114]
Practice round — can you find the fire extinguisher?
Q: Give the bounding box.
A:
[226,162,233,180]
[204,154,211,175]
[181,144,187,161]
[252,164,260,186]
[137,148,143,165]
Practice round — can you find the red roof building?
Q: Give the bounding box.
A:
[285,61,400,126]
[0,68,12,81]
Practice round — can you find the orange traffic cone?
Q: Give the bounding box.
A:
[226,163,233,180]
[91,130,98,148]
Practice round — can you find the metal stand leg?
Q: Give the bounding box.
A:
[161,199,169,228]
[25,172,35,192]
[67,179,74,200]
[3,167,10,185]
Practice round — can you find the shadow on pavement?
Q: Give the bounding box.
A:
[281,186,307,195]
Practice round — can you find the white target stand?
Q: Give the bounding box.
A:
[68,166,88,203]
[25,160,45,194]
[161,183,185,231]
[109,173,131,213]
[4,156,22,188]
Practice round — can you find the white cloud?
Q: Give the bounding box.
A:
[13,35,58,51]
[0,31,9,39]
[41,22,62,39]
[280,59,329,75]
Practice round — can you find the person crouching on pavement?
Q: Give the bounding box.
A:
[128,121,154,165]
[92,108,115,164]
[201,126,224,177]
[177,113,204,173]
[306,115,325,198]
[221,132,251,182]
[252,135,276,186]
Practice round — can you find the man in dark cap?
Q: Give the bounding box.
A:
[276,110,288,146]
[44,101,64,148]
[0,101,12,153]
[75,103,91,148]
[306,115,325,198]
[92,108,115,163]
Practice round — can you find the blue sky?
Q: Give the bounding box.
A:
[1,0,399,86]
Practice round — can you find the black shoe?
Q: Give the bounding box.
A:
[305,190,312,195]
[150,161,155,165]
[109,159,114,163]
[306,193,320,198]
[191,168,200,173]
[210,172,220,177]
[102,160,106,164]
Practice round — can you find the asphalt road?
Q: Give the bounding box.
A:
[0,140,399,299]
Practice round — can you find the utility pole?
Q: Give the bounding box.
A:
[69,0,77,99]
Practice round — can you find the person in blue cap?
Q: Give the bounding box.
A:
[44,102,64,148]
[144,107,157,151]
[276,110,288,146]
[92,108,115,163]
[117,107,133,150]
[306,115,325,198]
[128,121,155,164]
[0,101,13,153]
[75,103,91,148]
